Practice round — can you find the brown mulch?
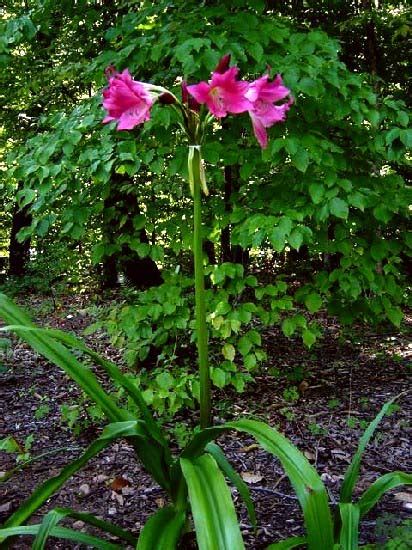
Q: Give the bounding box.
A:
[0,295,411,548]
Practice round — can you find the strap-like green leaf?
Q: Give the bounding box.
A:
[266,535,307,549]
[180,454,245,550]
[0,294,129,423]
[340,399,395,503]
[357,471,412,517]
[32,507,137,550]
[205,442,256,529]
[136,505,186,549]
[0,525,121,549]
[3,421,147,529]
[182,419,334,550]
[339,503,359,549]
[33,509,65,550]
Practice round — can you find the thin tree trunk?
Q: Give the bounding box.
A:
[221,165,249,268]
[8,188,32,277]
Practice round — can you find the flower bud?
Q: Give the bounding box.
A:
[181,81,189,104]
[104,64,117,80]
[158,92,176,105]
[182,81,200,112]
[214,54,231,74]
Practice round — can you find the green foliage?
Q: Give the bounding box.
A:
[84,268,297,417]
[2,0,409,334]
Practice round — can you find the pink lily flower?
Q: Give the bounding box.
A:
[246,74,292,149]
[102,69,154,131]
[187,66,251,118]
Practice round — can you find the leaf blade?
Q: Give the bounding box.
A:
[357,471,412,517]
[206,442,257,529]
[340,399,396,503]
[136,506,186,550]
[339,503,360,550]
[180,454,245,550]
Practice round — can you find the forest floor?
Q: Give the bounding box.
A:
[0,293,411,549]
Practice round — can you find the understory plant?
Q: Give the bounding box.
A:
[0,57,411,549]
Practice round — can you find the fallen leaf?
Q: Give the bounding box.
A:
[304,450,315,461]
[110,476,130,491]
[394,492,412,503]
[241,472,263,484]
[155,497,165,508]
[239,444,259,453]
[111,491,124,506]
[298,380,309,394]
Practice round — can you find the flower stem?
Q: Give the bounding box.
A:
[189,146,211,428]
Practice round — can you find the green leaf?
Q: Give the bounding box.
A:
[329,197,348,219]
[18,188,36,209]
[33,509,64,550]
[370,242,388,262]
[357,471,412,517]
[397,110,409,127]
[222,343,236,362]
[385,306,402,328]
[0,525,121,549]
[180,454,245,550]
[373,204,392,223]
[137,506,186,550]
[182,420,334,549]
[249,42,263,62]
[340,399,396,503]
[205,443,256,529]
[0,436,21,453]
[238,335,253,356]
[304,293,322,314]
[385,128,400,145]
[289,228,303,250]
[211,367,226,389]
[348,192,365,211]
[270,227,286,252]
[282,317,296,337]
[244,353,257,370]
[302,329,316,348]
[400,129,412,147]
[292,149,309,173]
[266,536,307,549]
[231,420,333,548]
[309,183,324,204]
[339,503,359,550]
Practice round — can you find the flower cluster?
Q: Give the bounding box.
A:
[102,55,292,149]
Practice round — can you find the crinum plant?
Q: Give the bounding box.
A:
[0,56,410,549]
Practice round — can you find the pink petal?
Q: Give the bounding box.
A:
[250,113,268,149]
[187,82,211,105]
[102,68,153,129]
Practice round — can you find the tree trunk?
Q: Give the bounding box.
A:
[362,0,380,77]
[8,190,32,277]
[220,165,249,268]
[101,172,162,289]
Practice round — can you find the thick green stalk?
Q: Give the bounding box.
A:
[189,146,211,428]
